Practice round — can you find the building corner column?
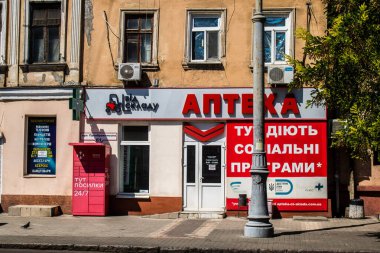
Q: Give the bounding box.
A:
[66,0,82,86]
[8,0,20,87]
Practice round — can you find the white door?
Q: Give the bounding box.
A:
[183,141,225,212]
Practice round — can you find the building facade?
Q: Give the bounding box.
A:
[0,0,82,213]
[0,0,378,217]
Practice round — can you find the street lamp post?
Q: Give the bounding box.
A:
[244,0,274,238]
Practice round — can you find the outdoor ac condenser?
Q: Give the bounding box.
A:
[118,63,142,81]
[267,65,294,85]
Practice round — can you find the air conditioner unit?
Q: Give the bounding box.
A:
[118,63,141,81]
[268,65,294,84]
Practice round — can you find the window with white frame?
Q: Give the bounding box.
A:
[121,10,159,66]
[0,0,7,64]
[120,126,150,193]
[264,12,293,65]
[185,10,226,64]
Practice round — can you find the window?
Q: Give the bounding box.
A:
[0,0,6,65]
[263,11,293,65]
[120,126,150,193]
[121,11,159,67]
[29,3,61,63]
[184,10,226,65]
[124,14,153,63]
[26,117,57,176]
[191,15,220,61]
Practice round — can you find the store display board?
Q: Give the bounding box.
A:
[226,121,328,211]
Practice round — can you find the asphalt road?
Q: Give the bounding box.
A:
[0,250,101,253]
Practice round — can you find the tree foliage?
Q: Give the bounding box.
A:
[290,0,380,158]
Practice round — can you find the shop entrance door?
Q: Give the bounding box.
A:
[183,142,225,212]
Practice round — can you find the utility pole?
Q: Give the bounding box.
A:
[244,0,274,238]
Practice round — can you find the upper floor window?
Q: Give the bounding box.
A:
[191,15,220,61]
[124,14,153,63]
[0,0,6,65]
[0,3,3,48]
[120,11,159,68]
[264,13,292,65]
[184,10,226,65]
[30,3,61,63]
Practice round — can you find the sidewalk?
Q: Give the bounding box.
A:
[0,213,379,252]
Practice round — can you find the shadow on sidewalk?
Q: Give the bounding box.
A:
[365,232,380,241]
[275,222,380,237]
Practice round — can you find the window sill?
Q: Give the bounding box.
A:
[116,193,150,199]
[20,63,68,73]
[182,61,224,70]
[0,64,8,74]
[115,63,159,72]
[142,64,160,71]
[23,175,56,178]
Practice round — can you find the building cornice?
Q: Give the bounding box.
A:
[0,88,74,101]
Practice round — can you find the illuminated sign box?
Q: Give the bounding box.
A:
[85,88,326,121]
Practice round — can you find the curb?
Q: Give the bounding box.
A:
[0,243,378,253]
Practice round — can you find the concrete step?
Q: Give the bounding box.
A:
[293,216,328,221]
[8,205,60,217]
[180,211,226,219]
[142,212,180,219]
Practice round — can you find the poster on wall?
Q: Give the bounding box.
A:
[27,117,56,175]
[226,121,328,211]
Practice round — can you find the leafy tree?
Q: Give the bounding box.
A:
[290,0,380,158]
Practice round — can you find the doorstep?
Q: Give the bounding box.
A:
[142,212,180,219]
[180,211,226,219]
[293,216,329,221]
[8,205,60,217]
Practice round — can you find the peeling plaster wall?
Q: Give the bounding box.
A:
[20,72,65,86]
[0,74,5,86]
[84,0,94,46]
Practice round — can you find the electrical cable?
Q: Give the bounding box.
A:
[103,11,117,70]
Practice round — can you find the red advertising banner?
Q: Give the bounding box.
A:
[226,121,328,211]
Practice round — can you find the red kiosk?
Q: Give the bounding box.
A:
[70,143,110,216]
